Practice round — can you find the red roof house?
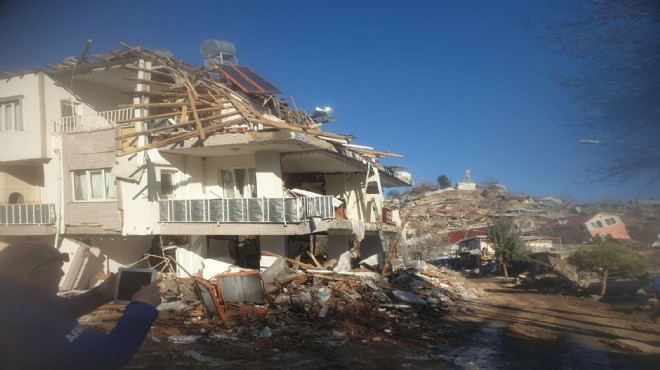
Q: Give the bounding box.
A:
[540,212,630,245]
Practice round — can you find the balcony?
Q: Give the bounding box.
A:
[159,196,335,223]
[53,108,134,134]
[0,204,56,225]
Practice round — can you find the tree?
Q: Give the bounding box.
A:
[487,217,529,278]
[569,241,649,296]
[538,0,660,185]
[437,174,452,189]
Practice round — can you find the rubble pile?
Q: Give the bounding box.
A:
[80,257,485,349]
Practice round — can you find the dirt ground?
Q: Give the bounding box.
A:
[120,278,660,369]
[438,278,660,370]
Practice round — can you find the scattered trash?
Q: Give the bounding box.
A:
[168,335,202,344]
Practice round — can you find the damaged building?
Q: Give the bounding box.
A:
[0,41,412,289]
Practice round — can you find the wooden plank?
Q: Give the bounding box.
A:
[185,80,205,140]
[306,251,322,268]
[116,110,240,140]
[118,125,138,152]
[310,273,350,282]
[207,84,257,125]
[116,106,219,124]
[123,76,174,87]
[261,251,316,270]
[360,262,378,272]
[274,274,306,285]
[123,64,174,79]
[256,117,349,140]
[121,90,213,99]
[180,105,189,125]
[349,148,404,158]
[117,116,248,156]
[118,101,206,109]
[322,259,337,269]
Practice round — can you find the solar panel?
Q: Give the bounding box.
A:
[215,65,281,94]
[236,66,281,93]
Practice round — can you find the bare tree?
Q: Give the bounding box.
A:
[538,0,660,185]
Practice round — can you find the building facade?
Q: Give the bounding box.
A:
[0,45,412,286]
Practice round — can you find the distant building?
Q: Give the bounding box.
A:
[540,212,630,245]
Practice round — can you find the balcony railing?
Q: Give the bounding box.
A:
[159,196,335,223]
[53,108,134,133]
[0,204,56,225]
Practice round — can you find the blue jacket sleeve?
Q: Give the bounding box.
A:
[39,302,158,370]
[61,287,110,318]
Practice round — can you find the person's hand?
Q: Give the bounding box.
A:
[131,279,162,307]
[97,273,117,301]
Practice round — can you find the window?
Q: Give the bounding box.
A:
[72,169,117,201]
[61,100,82,117]
[220,168,256,198]
[0,99,22,131]
[596,220,603,228]
[160,171,177,198]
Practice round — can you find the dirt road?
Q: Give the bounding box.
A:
[437,278,660,369]
[123,277,660,369]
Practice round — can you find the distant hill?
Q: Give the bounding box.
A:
[385,185,660,266]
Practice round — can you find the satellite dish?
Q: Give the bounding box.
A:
[311,106,334,124]
[200,39,237,67]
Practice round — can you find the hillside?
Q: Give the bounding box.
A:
[385,185,660,272]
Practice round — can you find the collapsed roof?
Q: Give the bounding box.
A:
[1,42,411,187]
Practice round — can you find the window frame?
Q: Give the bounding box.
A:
[71,168,117,202]
[61,99,82,118]
[159,170,179,199]
[219,168,257,199]
[0,96,24,132]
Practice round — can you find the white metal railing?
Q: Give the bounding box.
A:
[159,196,335,223]
[53,108,134,133]
[0,204,56,225]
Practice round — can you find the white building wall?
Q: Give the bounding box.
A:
[64,78,127,113]
[87,235,153,273]
[325,173,347,200]
[255,152,285,255]
[0,74,42,162]
[0,165,42,203]
[119,152,158,235]
[255,151,283,198]
[328,174,363,220]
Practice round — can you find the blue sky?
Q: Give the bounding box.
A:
[1,0,657,202]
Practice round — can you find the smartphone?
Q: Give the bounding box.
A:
[114,267,157,304]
